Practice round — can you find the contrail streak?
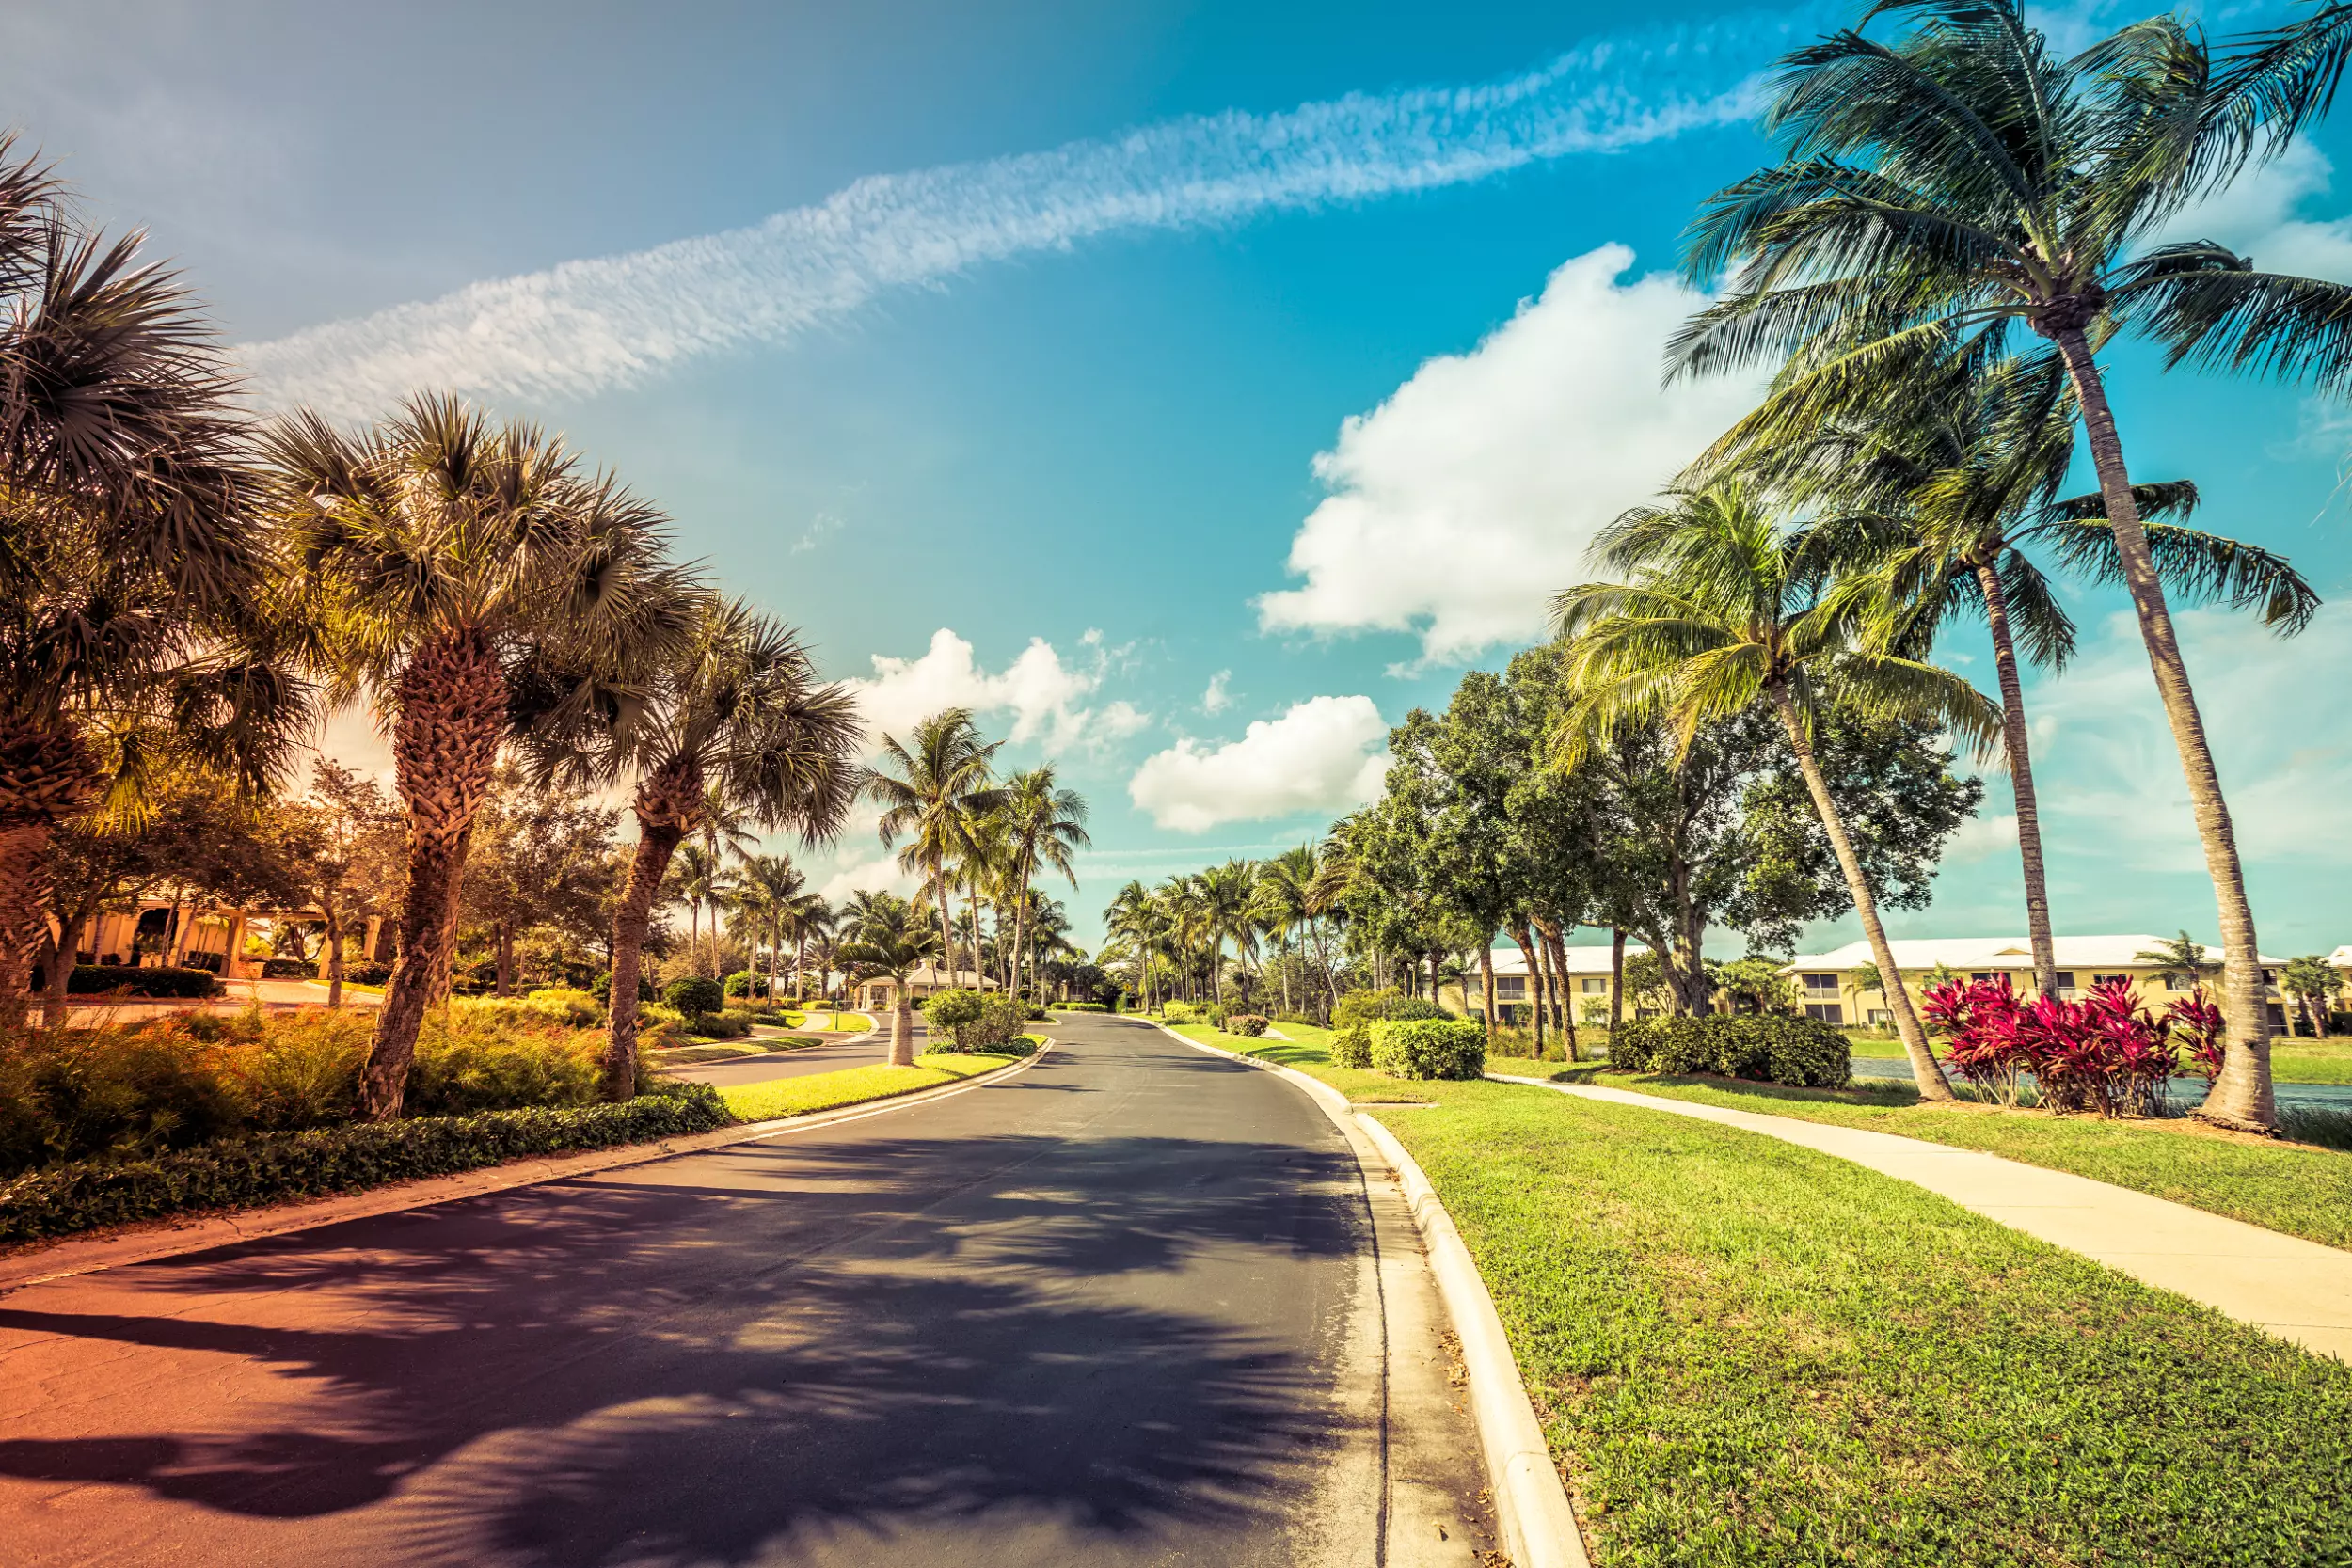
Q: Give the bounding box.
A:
[241,11,1806,417]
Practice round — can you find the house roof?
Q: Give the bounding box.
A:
[1783,935,2283,972]
[2328,945,2352,969]
[1478,944,1649,977]
[860,964,995,989]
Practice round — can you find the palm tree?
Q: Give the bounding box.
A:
[544,596,860,1099]
[1194,861,1260,1007]
[867,708,1003,982]
[1724,352,2315,999]
[839,891,943,1067]
[780,892,832,1001]
[2136,930,2221,991]
[734,852,805,1000]
[0,143,312,1028]
[1554,483,2001,1100]
[265,396,695,1117]
[999,767,1090,1002]
[1673,0,2352,1131]
[1104,879,1161,1010]
[672,843,727,980]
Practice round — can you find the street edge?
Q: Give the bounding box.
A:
[0,1041,1051,1295]
[1156,1022,1591,1568]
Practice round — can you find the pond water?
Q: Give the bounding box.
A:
[1847,1054,2352,1113]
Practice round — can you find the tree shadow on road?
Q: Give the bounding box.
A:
[0,1129,1368,1565]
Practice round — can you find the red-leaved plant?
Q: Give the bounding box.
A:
[2163,985,2226,1084]
[1922,974,2185,1117]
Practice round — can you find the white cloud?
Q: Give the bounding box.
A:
[1129,695,1391,832]
[233,16,1801,417]
[1947,812,2021,863]
[2159,140,2352,284]
[1254,245,1768,664]
[789,512,843,556]
[849,627,1143,755]
[2025,604,2352,869]
[1200,671,1233,715]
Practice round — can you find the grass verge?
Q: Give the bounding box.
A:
[1182,1022,2352,1563]
[1553,1068,2352,1251]
[715,1052,1021,1123]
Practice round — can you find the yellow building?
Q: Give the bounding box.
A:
[62,899,387,980]
[850,964,998,1015]
[1780,935,2286,1029]
[1441,943,1652,1025]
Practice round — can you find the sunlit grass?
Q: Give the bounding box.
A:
[716,1053,1018,1122]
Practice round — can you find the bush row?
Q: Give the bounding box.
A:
[67,964,221,998]
[0,1079,731,1246]
[1609,1013,1851,1088]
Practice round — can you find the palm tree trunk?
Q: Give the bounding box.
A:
[324,903,346,1009]
[2052,328,2275,1132]
[890,991,915,1068]
[1545,924,1580,1062]
[41,904,94,1029]
[1478,942,1498,1029]
[1767,681,1952,1101]
[1609,927,1626,1037]
[362,632,508,1119]
[1974,560,2058,999]
[608,816,686,1101]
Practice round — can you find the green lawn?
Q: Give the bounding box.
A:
[716,1052,1020,1122]
[1175,1022,2352,1564]
[1556,1068,2352,1251]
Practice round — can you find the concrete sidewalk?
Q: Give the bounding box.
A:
[1495,1075,2352,1362]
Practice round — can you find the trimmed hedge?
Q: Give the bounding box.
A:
[1371,1018,1486,1080]
[0,1079,731,1246]
[260,957,316,979]
[1223,1014,1270,1037]
[1332,1025,1374,1069]
[1060,1001,1111,1013]
[663,975,726,1016]
[1609,1013,1851,1088]
[68,964,220,998]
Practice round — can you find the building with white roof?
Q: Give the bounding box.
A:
[1439,943,1652,1026]
[1780,935,2284,1028]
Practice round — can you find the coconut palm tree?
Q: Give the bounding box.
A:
[1194,861,1260,1007]
[541,595,860,1100]
[0,144,313,1028]
[1722,351,2316,999]
[867,708,1003,977]
[264,396,695,1117]
[1672,0,2352,1131]
[672,843,727,980]
[839,891,943,1067]
[999,766,1090,1002]
[1554,483,2002,1100]
[733,852,804,1000]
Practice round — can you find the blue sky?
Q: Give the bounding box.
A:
[13,0,2352,955]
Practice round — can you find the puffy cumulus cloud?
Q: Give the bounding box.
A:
[1254,245,1766,664]
[850,627,1144,754]
[2157,140,2352,284]
[1129,695,1391,832]
[1200,671,1233,715]
[2025,605,2352,870]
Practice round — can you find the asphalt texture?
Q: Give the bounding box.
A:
[0,1014,1449,1566]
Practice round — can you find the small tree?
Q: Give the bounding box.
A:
[275,760,405,1007]
[922,986,987,1051]
[2280,956,2339,1039]
[840,895,944,1068]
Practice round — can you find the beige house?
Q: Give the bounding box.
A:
[1441,943,1653,1025]
[851,963,997,1015]
[1781,935,2286,1030]
[64,898,387,980]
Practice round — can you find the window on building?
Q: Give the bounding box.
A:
[1970,971,1996,982]
[2093,973,2127,987]
[1581,977,1605,994]
[1867,1008,1892,1027]
[2053,971,2077,998]
[1496,975,1526,1000]
[1802,973,1838,998]
[1804,1002,1844,1023]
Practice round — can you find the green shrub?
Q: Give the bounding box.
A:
[680,1009,755,1040]
[1061,1001,1110,1013]
[927,990,1026,1053]
[343,962,392,986]
[1609,1013,1851,1088]
[1333,989,1446,1030]
[1272,1011,1316,1026]
[406,1011,603,1115]
[1161,1000,1200,1024]
[1331,1025,1374,1069]
[521,987,604,1028]
[68,963,221,999]
[662,975,725,1017]
[0,1078,730,1245]
[1370,1017,1486,1081]
[260,957,315,979]
[724,970,769,998]
[1223,1014,1270,1037]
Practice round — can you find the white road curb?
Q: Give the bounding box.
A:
[1156,1022,1591,1568]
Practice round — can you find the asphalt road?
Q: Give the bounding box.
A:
[0,1015,1484,1566]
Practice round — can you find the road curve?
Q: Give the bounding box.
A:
[0,1015,1485,1566]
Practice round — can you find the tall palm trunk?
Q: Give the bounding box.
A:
[1608,927,1626,1037]
[365,631,505,1121]
[889,988,915,1068]
[2052,328,2275,1132]
[1768,681,1953,1101]
[607,762,699,1101]
[1973,561,2058,999]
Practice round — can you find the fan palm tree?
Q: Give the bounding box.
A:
[780,892,832,1001]
[733,852,804,1000]
[1672,0,2352,1130]
[0,144,312,1028]
[539,594,860,1100]
[1194,860,1260,1007]
[999,766,1090,1001]
[839,891,943,1067]
[264,395,695,1117]
[1722,351,2315,999]
[1104,879,1161,1010]
[1254,847,1319,1017]
[1553,483,2002,1100]
[867,708,1003,977]
[672,843,727,980]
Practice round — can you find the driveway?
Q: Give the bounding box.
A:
[0,1014,1486,1565]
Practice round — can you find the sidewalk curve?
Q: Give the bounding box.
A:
[1494,1075,2352,1363]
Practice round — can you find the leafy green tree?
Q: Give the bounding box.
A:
[275,760,405,1007]
[460,766,618,998]
[1673,0,2352,1129]
[840,891,944,1067]
[1555,483,2000,1099]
